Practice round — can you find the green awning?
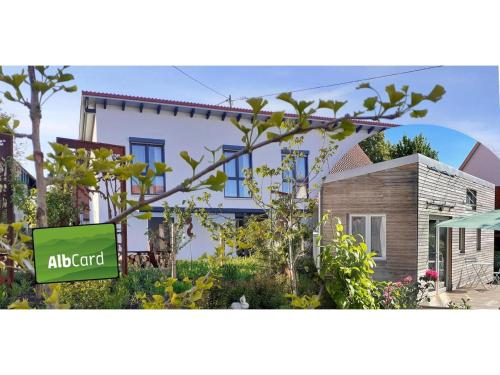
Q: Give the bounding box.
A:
[436,210,500,230]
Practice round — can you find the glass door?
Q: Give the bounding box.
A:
[428,217,449,291]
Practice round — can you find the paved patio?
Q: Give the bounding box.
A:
[426,286,500,309]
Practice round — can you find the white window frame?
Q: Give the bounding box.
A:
[348,214,387,260]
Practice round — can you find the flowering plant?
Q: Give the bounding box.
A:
[378,274,433,309]
[423,269,438,282]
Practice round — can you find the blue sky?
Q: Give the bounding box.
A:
[0,66,498,172]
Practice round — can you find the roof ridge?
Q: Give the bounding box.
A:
[81,90,399,127]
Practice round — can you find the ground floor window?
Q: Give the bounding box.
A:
[349,214,386,259]
[459,228,465,253]
[476,229,481,251]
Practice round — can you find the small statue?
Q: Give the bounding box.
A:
[230,295,249,309]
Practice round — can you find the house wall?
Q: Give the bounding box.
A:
[320,155,496,289]
[88,103,372,256]
[416,161,495,289]
[320,163,419,281]
[460,143,500,186]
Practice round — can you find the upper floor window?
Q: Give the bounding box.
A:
[281,149,308,197]
[223,145,251,198]
[466,188,477,210]
[130,137,165,195]
[349,214,386,259]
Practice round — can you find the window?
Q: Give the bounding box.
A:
[349,214,386,259]
[477,229,481,251]
[459,228,465,253]
[466,189,477,210]
[223,145,251,198]
[281,149,308,197]
[130,138,165,195]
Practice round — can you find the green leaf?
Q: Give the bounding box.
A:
[58,73,74,82]
[356,82,371,89]
[63,85,78,93]
[318,100,347,115]
[363,96,378,111]
[79,171,98,186]
[154,162,173,176]
[266,131,280,141]
[229,118,250,134]
[427,84,446,102]
[203,170,228,191]
[410,109,428,118]
[135,212,153,220]
[246,97,268,115]
[385,84,405,104]
[180,151,203,171]
[410,92,424,107]
[4,91,15,102]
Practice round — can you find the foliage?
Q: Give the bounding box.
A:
[448,298,471,309]
[0,222,34,275]
[377,275,433,309]
[177,257,262,281]
[318,216,379,309]
[359,132,392,162]
[46,187,79,227]
[58,280,129,309]
[136,274,214,309]
[0,272,36,309]
[205,274,290,309]
[391,134,438,160]
[360,132,439,163]
[286,293,320,309]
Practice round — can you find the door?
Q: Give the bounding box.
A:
[428,217,450,292]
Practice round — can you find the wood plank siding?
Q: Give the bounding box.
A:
[417,163,495,289]
[321,156,495,289]
[321,163,419,281]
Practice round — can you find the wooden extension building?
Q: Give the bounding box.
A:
[320,154,495,292]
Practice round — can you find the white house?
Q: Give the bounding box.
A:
[78,91,397,259]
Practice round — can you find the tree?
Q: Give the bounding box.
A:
[0,66,77,227]
[359,131,391,162]
[390,133,439,160]
[360,132,439,162]
[1,80,446,284]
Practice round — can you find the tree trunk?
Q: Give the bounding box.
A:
[28,66,47,228]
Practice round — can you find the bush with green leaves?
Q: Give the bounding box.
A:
[318,217,379,309]
[205,274,290,309]
[176,257,262,281]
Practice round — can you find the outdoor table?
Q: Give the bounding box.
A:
[463,261,494,290]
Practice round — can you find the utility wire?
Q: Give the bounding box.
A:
[172,66,229,99]
[228,65,444,103]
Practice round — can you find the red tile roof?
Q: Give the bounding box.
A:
[331,144,373,173]
[81,90,399,128]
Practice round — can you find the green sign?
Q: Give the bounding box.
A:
[33,224,119,283]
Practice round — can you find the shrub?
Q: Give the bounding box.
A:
[0,272,37,309]
[59,280,130,309]
[177,257,262,281]
[377,275,433,309]
[205,274,290,309]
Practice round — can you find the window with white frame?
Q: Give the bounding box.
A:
[349,214,386,258]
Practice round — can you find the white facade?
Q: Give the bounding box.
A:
[79,92,395,259]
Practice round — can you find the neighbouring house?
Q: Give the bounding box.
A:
[320,153,495,291]
[459,142,500,266]
[77,91,397,259]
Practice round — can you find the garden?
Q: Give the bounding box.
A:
[0,66,450,309]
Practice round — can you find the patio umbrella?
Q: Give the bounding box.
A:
[436,210,500,230]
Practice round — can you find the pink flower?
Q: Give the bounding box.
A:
[402,276,413,284]
[395,282,403,288]
[425,269,438,281]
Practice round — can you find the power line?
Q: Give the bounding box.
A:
[172,66,229,99]
[229,65,444,103]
